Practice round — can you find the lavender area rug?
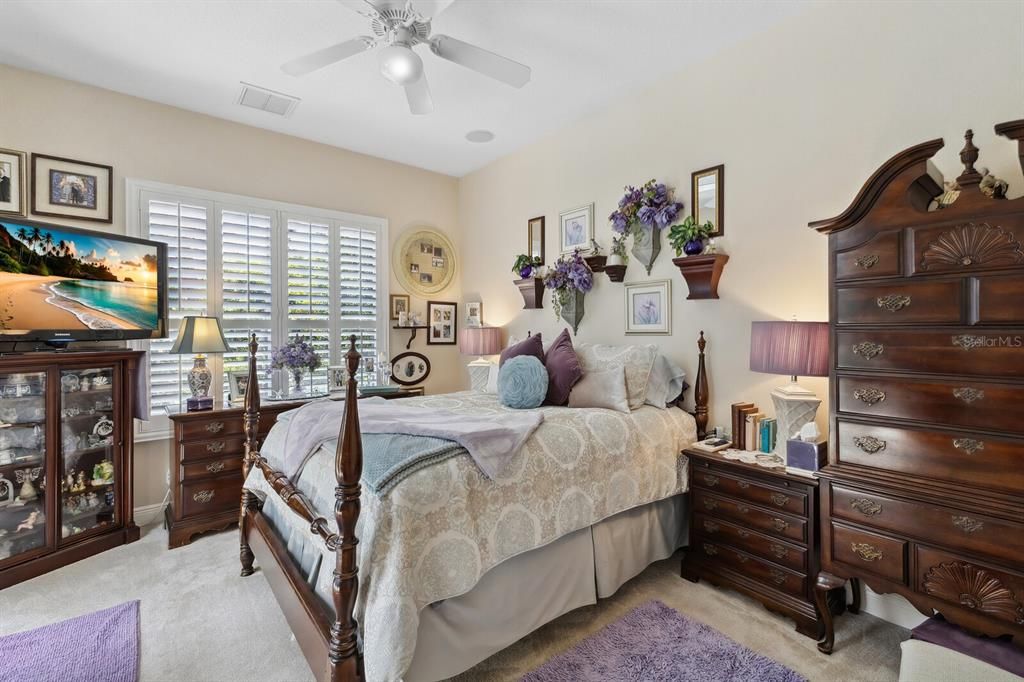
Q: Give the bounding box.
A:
[0,600,140,682]
[523,600,805,682]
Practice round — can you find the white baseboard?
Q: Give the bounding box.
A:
[134,501,168,527]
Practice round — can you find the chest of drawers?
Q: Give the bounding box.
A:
[811,123,1024,653]
[681,449,847,639]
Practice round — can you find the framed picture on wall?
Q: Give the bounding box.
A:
[465,301,483,327]
[558,203,594,254]
[527,215,545,262]
[31,154,113,223]
[624,280,671,335]
[0,148,27,218]
[426,300,457,345]
[389,294,410,321]
[691,164,724,237]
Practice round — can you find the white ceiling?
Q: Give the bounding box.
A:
[0,0,808,176]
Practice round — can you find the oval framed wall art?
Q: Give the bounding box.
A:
[394,228,457,297]
[390,351,431,386]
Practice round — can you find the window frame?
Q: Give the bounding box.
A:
[126,178,389,440]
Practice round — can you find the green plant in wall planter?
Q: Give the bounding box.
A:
[607,233,629,266]
[511,254,543,279]
[608,179,683,275]
[668,216,715,257]
[543,249,593,333]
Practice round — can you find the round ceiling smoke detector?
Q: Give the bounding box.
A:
[465,130,495,143]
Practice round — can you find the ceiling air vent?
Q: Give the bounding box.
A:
[237,82,300,117]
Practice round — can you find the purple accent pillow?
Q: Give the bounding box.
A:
[912,616,1024,678]
[544,328,583,406]
[499,333,544,368]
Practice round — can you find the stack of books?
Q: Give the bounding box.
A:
[730,402,777,454]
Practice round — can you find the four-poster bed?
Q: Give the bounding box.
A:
[238,332,710,681]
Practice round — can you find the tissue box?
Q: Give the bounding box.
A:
[786,439,827,472]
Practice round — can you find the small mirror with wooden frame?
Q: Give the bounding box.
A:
[692,164,724,237]
[528,216,545,263]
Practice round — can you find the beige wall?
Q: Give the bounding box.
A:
[458,0,1023,444]
[1,64,462,511]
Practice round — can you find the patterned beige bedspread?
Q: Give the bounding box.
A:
[244,390,695,681]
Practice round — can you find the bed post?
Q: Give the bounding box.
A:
[329,335,364,681]
[694,331,709,440]
[239,332,261,577]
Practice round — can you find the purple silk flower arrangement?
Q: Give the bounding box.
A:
[609,179,683,235]
[544,249,593,318]
[269,334,323,389]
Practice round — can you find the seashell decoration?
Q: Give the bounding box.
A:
[920,222,1024,270]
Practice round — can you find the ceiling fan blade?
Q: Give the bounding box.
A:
[281,37,375,77]
[334,0,382,19]
[428,34,531,88]
[404,73,434,115]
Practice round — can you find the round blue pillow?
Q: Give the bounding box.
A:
[497,355,549,409]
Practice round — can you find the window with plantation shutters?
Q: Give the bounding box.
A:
[128,180,388,439]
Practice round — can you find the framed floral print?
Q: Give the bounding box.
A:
[0,148,27,218]
[31,154,113,223]
[558,203,594,254]
[426,300,457,345]
[624,280,671,335]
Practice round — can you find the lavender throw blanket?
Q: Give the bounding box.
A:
[275,398,543,482]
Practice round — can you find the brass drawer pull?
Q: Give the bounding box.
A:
[770,543,789,560]
[953,387,985,404]
[850,498,883,516]
[851,542,883,561]
[703,474,719,487]
[205,421,225,434]
[852,341,884,360]
[702,520,720,533]
[855,254,879,269]
[853,388,886,406]
[703,498,718,511]
[737,529,751,539]
[206,441,226,453]
[952,334,986,350]
[193,489,215,504]
[770,492,790,507]
[877,294,911,312]
[735,552,749,563]
[952,515,984,533]
[703,543,718,556]
[953,438,985,455]
[853,436,887,454]
[769,568,787,585]
[737,481,750,489]
[205,461,226,473]
[771,518,789,532]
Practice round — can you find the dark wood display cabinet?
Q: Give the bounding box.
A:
[0,349,144,589]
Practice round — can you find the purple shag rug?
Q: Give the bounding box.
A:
[0,601,140,682]
[523,600,805,682]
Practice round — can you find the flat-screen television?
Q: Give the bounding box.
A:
[0,218,167,345]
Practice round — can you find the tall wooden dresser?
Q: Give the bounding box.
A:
[811,122,1024,652]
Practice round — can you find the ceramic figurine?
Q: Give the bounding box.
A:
[0,475,13,508]
[104,489,115,507]
[91,460,114,486]
[92,374,110,387]
[86,492,100,509]
[15,509,41,532]
[93,416,114,438]
[14,467,41,501]
[979,167,1009,199]
[73,471,87,493]
[61,374,80,393]
[80,376,91,391]
[65,472,75,491]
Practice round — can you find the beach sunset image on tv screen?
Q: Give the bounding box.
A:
[0,220,161,333]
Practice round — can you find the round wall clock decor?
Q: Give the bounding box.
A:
[394,228,457,297]
[390,351,431,386]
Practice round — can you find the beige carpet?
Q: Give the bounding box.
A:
[0,522,906,681]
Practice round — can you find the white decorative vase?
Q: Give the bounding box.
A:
[606,254,624,266]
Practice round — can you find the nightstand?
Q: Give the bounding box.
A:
[680,448,848,639]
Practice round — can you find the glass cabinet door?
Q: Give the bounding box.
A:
[59,367,117,540]
[0,371,48,563]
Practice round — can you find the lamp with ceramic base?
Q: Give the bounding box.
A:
[459,326,502,391]
[169,316,232,412]
[749,320,829,457]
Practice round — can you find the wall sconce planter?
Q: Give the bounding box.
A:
[672,254,729,299]
[605,265,627,282]
[583,254,607,273]
[514,277,545,309]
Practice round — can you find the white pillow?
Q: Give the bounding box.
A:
[574,343,658,410]
[568,365,630,413]
[645,354,687,408]
[485,363,500,393]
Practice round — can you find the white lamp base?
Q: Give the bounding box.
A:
[770,381,821,458]
[467,358,493,392]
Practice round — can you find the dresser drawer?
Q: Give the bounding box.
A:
[978,274,1024,324]
[834,230,902,281]
[837,420,1024,493]
[916,545,1024,627]
[695,514,807,572]
[831,484,1024,566]
[180,436,246,463]
[180,417,244,440]
[831,522,906,584]
[696,540,806,594]
[835,280,963,325]
[692,469,807,516]
[838,375,1024,435]
[836,329,1024,379]
[181,455,244,481]
[181,474,242,518]
[694,491,806,543]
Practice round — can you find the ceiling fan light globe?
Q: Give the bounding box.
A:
[378,44,423,86]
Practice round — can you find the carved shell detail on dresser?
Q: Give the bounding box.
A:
[920,222,1024,271]
[923,562,1024,625]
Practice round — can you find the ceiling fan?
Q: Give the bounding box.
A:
[281,0,532,115]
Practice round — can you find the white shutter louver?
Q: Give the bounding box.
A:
[222,210,272,321]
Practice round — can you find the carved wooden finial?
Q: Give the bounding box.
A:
[957,129,982,186]
[248,332,258,356]
[697,330,706,353]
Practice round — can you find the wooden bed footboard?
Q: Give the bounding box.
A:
[237,332,710,682]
